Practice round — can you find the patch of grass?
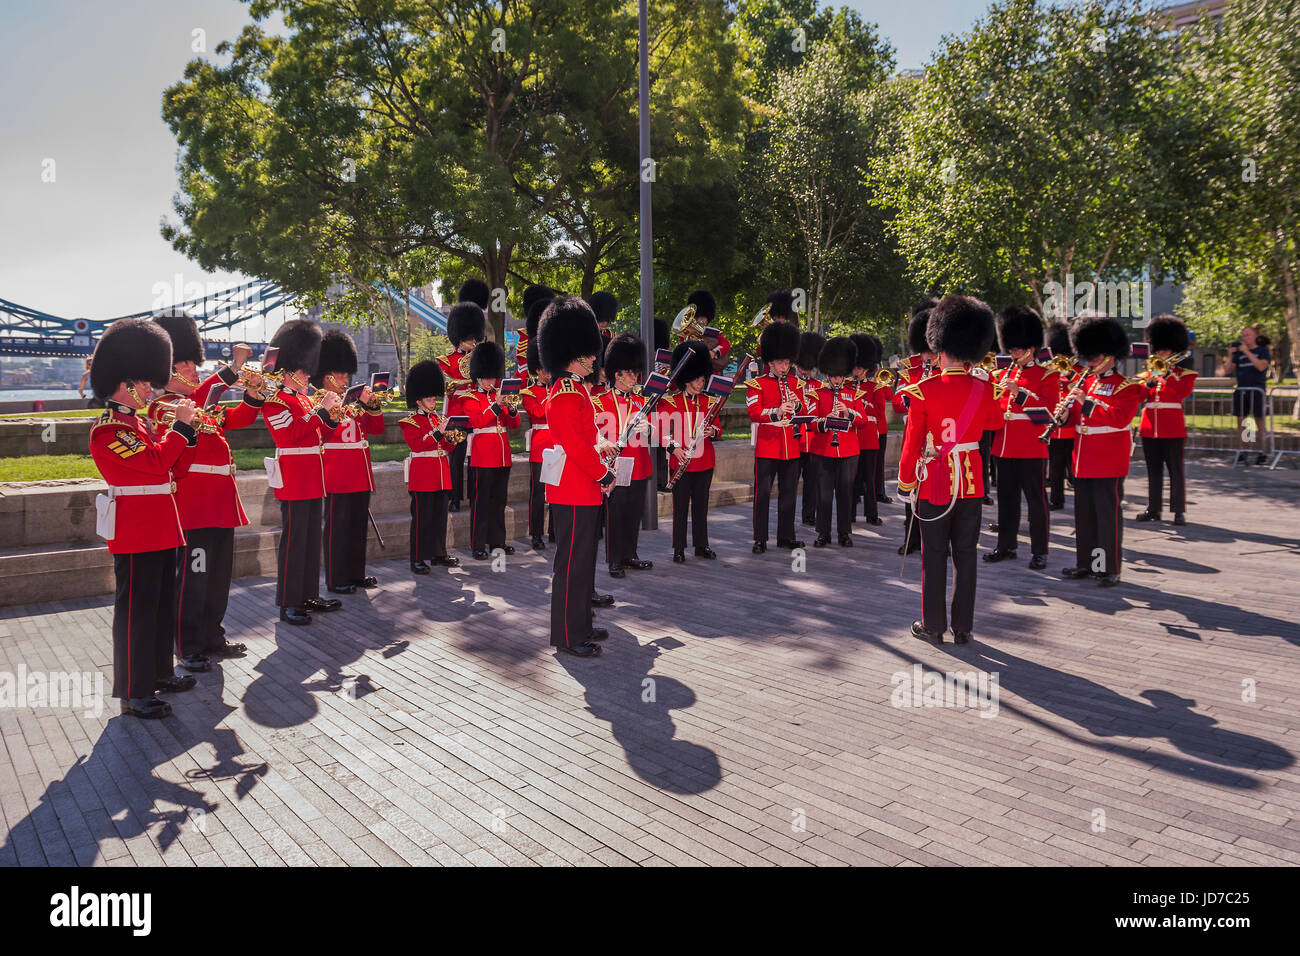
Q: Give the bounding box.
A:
[0,454,100,481]
[0,409,101,420]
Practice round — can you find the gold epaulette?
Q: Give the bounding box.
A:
[898,381,925,401]
[264,391,289,407]
[1115,376,1144,393]
[557,377,577,394]
[398,414,419,427]
[743,378,761,389]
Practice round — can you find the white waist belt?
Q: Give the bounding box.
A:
[472,426,506,435]
[277,445,322,456]
[1005,412,1032,421]
[110,482,175,497]
[1079,425,1127,435]
[323,440,370,450]
[529,424,549,432]
[409,450,447,459]
[185,463,236,476]
[950,442,981,452]
[1147,403,1182,410]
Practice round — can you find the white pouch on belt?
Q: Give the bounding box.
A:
[540,445,566,486]
[265,456,283,489]
[403,456,411,484]
[95,493,116,540]
[613,455,634,487]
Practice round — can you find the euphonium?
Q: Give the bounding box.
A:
[874,367,899,388]
[672,304,707,340]
[750,303,774,331]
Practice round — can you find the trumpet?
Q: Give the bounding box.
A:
[236,363,283,393]
[1044,353,1075,374]
[339,386,401,418]
[1143,350,1190,380]
[151,395,226,435]
[751,303,774,331]
[672,303,708,340]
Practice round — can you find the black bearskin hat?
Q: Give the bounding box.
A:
[766,289,795,322]
[908,309,932,354]
[797,331,825,372]
[310,329,358,387]
[525,296,553,341]
[818,336,857,378]
[153,310,203,366]
[538,296,604,377]
[587,291,618,325]
[671,340,713,386]
[457,278,490,310]
[653,317,670,352]
[687,289,717,321]
[446,302,486,348]
[469,340,506,381]
[759,321,799,363]
[911,297,940,316]
[1047,320,1072,356]
[995,304,1044,352]
[867,334,885,370]
[926,295,996,363]
[269,318,323,375]
[404,360,445,408]
[1145,314,1189,354]
[849,333,877,371]
[90,318,173,400]
[522,284,556,317]
[604,333,644,378]
[1070,314,1131,362]
[526,337,542,377]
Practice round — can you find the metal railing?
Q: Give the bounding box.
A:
[1180,385,1295,469]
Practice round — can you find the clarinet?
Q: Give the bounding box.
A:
[1038,366,1095,443]
[778,372,802,441]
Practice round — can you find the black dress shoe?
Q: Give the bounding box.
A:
[303,597,342,612]
[813,534,830,547]
[591,592,615,608]
[695,547,717,559]
[1061,567,1091,580]
[531,536,546,550]
[877,494,892,503]
[624,558,653,570]
[472,549,489,560]
[155,674,197,693]
[411,560,431,575]
[1028,554,1048,570]
[548,531,556,542]
[1097,573,1122,587]
[865,517,883,526]
[502,545,516,555]
[350,576,379,589]
[1048,501,1064,511]
[432,555,460,567]
[982,495,994,505]
[121,696,171,719]
[672,550,685,563]
[952,631,971,645]
[1135,510,1160,522]
[208,640,246,658]
[608,564,626,578]
[280,607,312,625]
[777,538,806,549]
[178,654,210,673]
[838,535,853,547]
[448,500,461,512]
[589,628,609,642]
[911,620,943,643]
[327,584,356,595]
[987,522,1000,532]
[983,548,1018,563]
[753,541,767,554]
[1173,513,1186,526]
[801,517,815,526]
[557,642,602,658]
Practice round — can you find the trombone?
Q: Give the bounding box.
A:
[1143,350,1191,380]
[672,303,708,340]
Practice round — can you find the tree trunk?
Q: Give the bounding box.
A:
[482,246,510,346]
[1282,256,1300,418]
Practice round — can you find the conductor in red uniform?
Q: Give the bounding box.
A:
[746,320,804,554]
[896,296,1006,644]
[149,311,260,671]
[538,297,617,658]
[88,319,199,719]
[400,360,462,574]
[1136,315,1196,526]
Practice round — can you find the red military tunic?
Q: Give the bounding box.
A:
[321,409,385,493]
[520,382,553,463]
[659,391,719,472]
[896,368,1006,505]
[891,355,928,414]
[853,381,881,451]
[399,410,457,491]
[873,380,892,447]
[810,383,868,458]
[595,387,653,480]
[745,371,803,461]
[1139,367,1197,439]
[991,360,1059,459]
[1067,370,1145,479]
[1054,362,1086,440]
[463,388,521,467]
[514,333,530,386]
[436,349,473,416]
[89,402,193,554]
[261,385,332,500]
[796,374,822,453]
[545,374,609,506]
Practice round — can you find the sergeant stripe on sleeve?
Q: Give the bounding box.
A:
[268,409,294,430]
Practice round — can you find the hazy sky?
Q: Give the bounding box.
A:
[0,0,991,327]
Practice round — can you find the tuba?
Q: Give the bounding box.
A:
[672,304,707,341]
[751,303,774,332]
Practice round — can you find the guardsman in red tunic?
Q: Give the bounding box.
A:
[984,306,1059,570]
[462,341,521,558]
[521,332,553,550]
[400,360,462,574]
[1136,315,1196,526]
[1059,314,1146,587]
[660,341,720,563]
[866,334,893,506]
[896,296,1006,644]
[261,319,343,625]
[811,337,868,547]
[746,321,804,554]
[439,301,486,512]
[518,284,556,385]
[596,334,655,577]
[893,304,938,555]
[538,297,617,657]
[1045,321,1080,510]
[312,330,386,594]
[148,312,260,672]
[849,332,883,526]
[88,319,199,719]
[795,331,825,527]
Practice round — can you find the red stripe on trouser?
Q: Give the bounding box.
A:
[563,508,576,647]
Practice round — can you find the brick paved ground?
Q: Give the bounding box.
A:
[1,458,1297,866]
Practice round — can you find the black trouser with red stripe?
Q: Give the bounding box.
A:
[1073,476,1124,577]
[174,525,234,659]
[277,498,322,609]
[816,454,858,538]
[550,503,598,648]
[113,548,176,699]
[855,448,879,521]
[875,431,888,500]
[449,440,467,506]
[528,461,547,540]
[324,490,370,588]
[995,457,1049,555]
[409,490,449,561]
[1048,437,1074,506]
[605,476,647,566]
[980,430,996,489]
[671,468,713,550]
[800,452,819,523]
[918,497,981,635]
[470,465,510,552]
[1142,437,1186,515]
[754,456,800,544]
